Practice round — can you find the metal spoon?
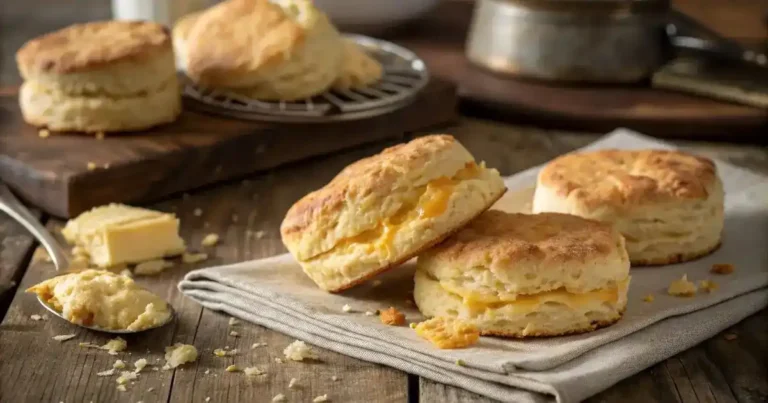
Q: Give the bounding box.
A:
[37,295,176,334]
[0,182,175,333]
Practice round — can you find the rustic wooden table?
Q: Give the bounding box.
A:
[1,1,767,402]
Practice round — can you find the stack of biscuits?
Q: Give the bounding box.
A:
[16,0,384,133]
[281,135,725,340]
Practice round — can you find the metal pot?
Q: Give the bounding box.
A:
[465,0,671,83]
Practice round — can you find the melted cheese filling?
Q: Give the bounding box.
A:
[307,162,481,261]
[441,278,630,312]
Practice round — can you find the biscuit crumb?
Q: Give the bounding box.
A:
[182,252,208,264]
[87,162,97,171]
[251,342,266,349]
[229,331,239,337]
[225,364,240,372]
[164,344,198,368]
[642,294,655,303]
[117,384,127,392]
[193,208,203,217]
[30,314,42,321]
[53,334,77,342]
[97,369,115,377]
[205,369,210,374]
[205,398,211,402]
[202,233,220,247]
[134,358,147,373]
[288,377,298,388]
[341,304,352,313]
[213,348,238,357]
[254,230,266,239]
[272,394,286,402]
[331,375,339,381]
[283,340,317,361]
[724,333,738,341]
[103,337,127,355]
[699,280,719,293]
[231,214,239,223]
[113,359,126,369]
[313,395,329,402]
[364,311,375,316]
[95,132,105,140]
[244,366,265,376]
[711,264,735,275]
[120,269,133,278]
[228,317,240,326]
[274,358,284,364]
[380,307,405,326]
[38,129,50,138]
[668,274,697,297]
[134,259,173,276]
[415,317,480,349]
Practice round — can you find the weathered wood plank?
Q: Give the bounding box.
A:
[0,209,41,316]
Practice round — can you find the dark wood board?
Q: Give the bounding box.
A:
[384,1,768,140]
[0,79,457,219]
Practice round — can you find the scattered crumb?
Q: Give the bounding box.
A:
[120,269,133,278]
[313,394,329,402]
[668,274,697,297]
[152,367,159,372]
[225,365,240,372]
[205,398,210,403]
[288,378,298,388]
[148,387,155,392]
[134,259,173,276]
[193,208,203,217]
[372,280,382,287]
[87,162,97,171]
[700,280,719,293]
[244,366,265,376]
[42,314,49,320]
[30,314,42,321]
[341,304,352,313]
[182,252,209,264]
[116,371,137,385]
[117,384,127,392]
[251,342,266,349]
[202,233,220,247]
[213,348,238,357]
[283,340,318,361]
[103,337,127,355]
[205,369,210,374]
[331,375,339,381]
[113,360,126,369]
[103,163,110,169]
[274,358,284,364]
[229,331,239,337]
[134,358,148,373]
[231,214,239,223]
[724,333,738,341]
[364,311,375,316]
[643,294,655,303]
[455,359,466,367]
[254,230,265,239]
[380,307,405,326]
[414,317,480,349]
[95,132,105,140]
[272,394,286,402]
[53,334,77,342]
[38,129,50,138]
[97,369,115,377]
[164,344,198,368]
[229,317,240,326]
[711,263,735,275]
[79,342,101,349]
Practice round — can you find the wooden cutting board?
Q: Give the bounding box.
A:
[385,1,768,140]
[0,80,457,218]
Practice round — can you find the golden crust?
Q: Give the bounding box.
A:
[185,0,305,86]
[422,211,622,270]
[538,149,718,211]
[281,135,468,251]
[325,189,505,293]
[478,309,625,338]
[16,21,171,76]
[332,40,383,91]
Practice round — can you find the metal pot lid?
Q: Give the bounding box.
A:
[496,0,670,15]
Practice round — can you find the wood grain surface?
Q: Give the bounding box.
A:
[0,80,457,219]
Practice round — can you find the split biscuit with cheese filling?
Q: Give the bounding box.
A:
[16,21,181,132]
[281,134,506,292]
[414,211,630,337]
[184,0,344,101]
[533,149,724,265]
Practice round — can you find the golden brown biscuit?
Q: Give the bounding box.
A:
[332,40,383,91]
[16,21,180,132]
[533,149,724,265]
[184,0,343,101]
[281,134,506,292]
[414,211,630,338]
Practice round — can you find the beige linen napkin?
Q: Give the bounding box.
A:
[179,129,768,403]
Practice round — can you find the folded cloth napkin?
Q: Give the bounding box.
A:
[180,129,768,403]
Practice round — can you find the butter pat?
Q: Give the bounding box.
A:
[62,204,186,267]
